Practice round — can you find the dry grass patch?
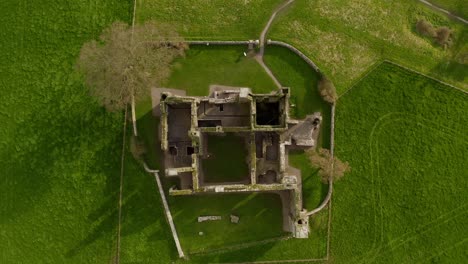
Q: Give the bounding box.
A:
[270,0,467,91]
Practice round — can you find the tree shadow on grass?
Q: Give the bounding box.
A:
[66,145,179,260]
[1,96,123,225]
[190,240,279,263]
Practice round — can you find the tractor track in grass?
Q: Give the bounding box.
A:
[348,112,467,264]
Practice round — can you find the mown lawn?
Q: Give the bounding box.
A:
[332,62,468,263]
[0,0,134,263]
[170,193,285,254]
[135,0,282,40]
[270,0,468,93]
[203,134,250,183]
[167,46,277,95]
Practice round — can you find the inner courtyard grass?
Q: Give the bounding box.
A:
[135,0,282,40]
[332,62,467,263]
[170,193,285,254]
[203,134,250,183]
[270,0,468,93]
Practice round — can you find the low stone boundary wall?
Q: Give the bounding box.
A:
[143,163,185,258]
[186,40,258,46]
[267,40,321,73]
[306,103,334,217]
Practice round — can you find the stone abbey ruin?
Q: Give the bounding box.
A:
[154,85,322,238]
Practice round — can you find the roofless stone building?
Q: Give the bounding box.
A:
[155,85,321,238]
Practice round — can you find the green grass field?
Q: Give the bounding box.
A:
[7,0,466,262]
[270,0,468,93]
[0,0,134,262]
[135,0,282,40]
[203,134,250,183]
[332,62,468,263]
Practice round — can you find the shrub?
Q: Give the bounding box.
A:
[318,75,337,104]
[306,148,350,183]
[415,20,453,48]
[416,19,436,37]
[435,26,452,47]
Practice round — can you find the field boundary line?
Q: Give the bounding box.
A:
[384,60,468,94]
[326,189,333,259]
[115,107,128,264]
[214,258,327,264]
[338,60,383,99]
[338,60,467,102]
[190,235,291,256]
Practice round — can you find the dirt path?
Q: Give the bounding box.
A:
[258,0,295,56]
[418,0,467,24]
[255,0,296,89]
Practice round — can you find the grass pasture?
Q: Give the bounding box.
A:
[332,62,468,263]
[0,0,134,262]
[269,0,468,93]
[135,0,282,40]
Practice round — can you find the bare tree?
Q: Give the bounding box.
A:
[318,75,337,104]
[77,21,187,111]
[306,148,350,183]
